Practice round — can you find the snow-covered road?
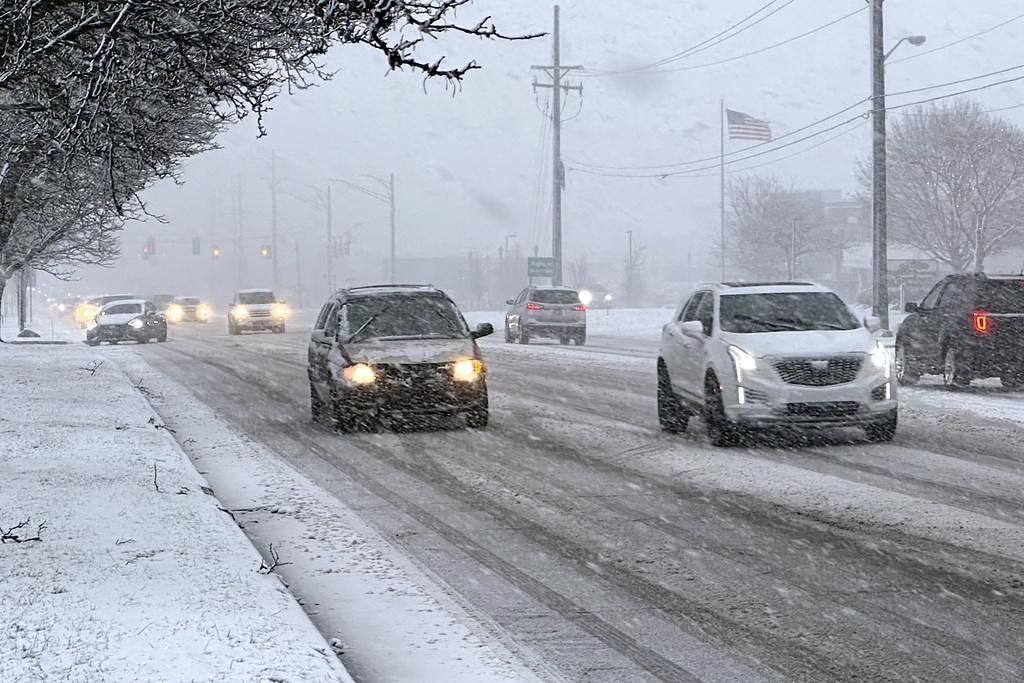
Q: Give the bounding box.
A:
[117,317,1024,680]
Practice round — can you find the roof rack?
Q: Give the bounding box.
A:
[721,281,815,288]
[345,283,435,291]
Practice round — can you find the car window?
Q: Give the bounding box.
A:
[345,295,469,341]
[937,281,964,309]
[719,292,860,333]
[695,293,714,335]
[531,289,580,304]
[324,304,341,336]
[920,281,945,309]
[681,292,706,322]
[102,303,142,316]
[977,279,1024,313]
[144,302,156,315]
[516,289,528,305]
[239,291,276,305]
[314,302,333,330]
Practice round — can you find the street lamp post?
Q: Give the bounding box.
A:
[871,0,925,332]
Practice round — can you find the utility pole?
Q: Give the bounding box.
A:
[269,150,280,293]
[870,0,889,331]
[532,4,582,286]
[791,218,799,279]
[326,183,334,292]
[389,172,396,283]
[625,229,633,305]
[295,241,303,308]
[234,176,245,292]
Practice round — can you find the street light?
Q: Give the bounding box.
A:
[504,233,517,260]
[871,0,926,332]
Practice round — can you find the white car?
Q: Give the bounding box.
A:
[228,289,289,335]
[656,282,897,446]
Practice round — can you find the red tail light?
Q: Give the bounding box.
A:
[574,304,586,311]
[972,310,991,334]
[526,302,543,310]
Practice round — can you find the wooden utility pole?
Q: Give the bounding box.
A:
[531,5,582,286]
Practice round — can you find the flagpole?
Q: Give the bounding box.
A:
[720,97,726,281]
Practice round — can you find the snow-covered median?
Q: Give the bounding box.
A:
[0,345,351,681]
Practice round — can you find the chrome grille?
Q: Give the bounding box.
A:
[772,356,862,386]
[787,401,860,417]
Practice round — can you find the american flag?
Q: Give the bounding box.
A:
[726,109,772,141]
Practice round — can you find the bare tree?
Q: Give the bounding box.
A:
[883,99,1024,272]
[726,175,831,280]
[566,254,590,288]
[622,241,647,307]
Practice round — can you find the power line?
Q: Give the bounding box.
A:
[888,10,1024,66]
[886,62,1024,98]
[582,0,792,78]
[885,71,1024,113]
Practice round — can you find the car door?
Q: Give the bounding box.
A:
[663,291,707,400]
[935,278,969,351]
[309,301,338,387]
[143,301,159,337]
[509,288,528,333]
[901,279,946,365]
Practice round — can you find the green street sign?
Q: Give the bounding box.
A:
[528,257,556,278]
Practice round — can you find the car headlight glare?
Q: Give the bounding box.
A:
[197,304,210,318]
[870,341,891,379]
[232,305,249,319]
[166,304,183,322]
[343,363,376,385]
[727,345,757,383]
[128,318,144,330]
[452,359,483,382]
[272,304,289,319]
[86,319,98,331]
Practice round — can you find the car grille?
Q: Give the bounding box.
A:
[772,356,862,386]
[787,401,860,418]
[249,310,271,318]
[97,324,130,338]
[376,363,459,406]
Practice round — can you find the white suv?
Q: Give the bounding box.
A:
[657,282,897,445]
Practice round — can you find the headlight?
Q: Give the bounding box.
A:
[452,359,483,382]
[197,304,210,319]
[342,363,376,385]
[86,319,98,331]
[727,345,757,383]
[578,289,593,307]
[166,304,183,322]
[870,341,891,379]
[232,305,249,319]
[272,303,290,319]
[57,303,66,312]
[128,318,144,330]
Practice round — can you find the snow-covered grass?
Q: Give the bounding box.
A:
[0,345,351,681]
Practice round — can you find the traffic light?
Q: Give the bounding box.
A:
[192,236,201,255]
[142,236,156,259]
[211,244,221,258]
[259,245,271,258]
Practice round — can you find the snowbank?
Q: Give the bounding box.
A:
[0,345,351,681]
[465,307,672,339]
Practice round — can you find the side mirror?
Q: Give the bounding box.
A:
[505,299,515,306]
[679,320,704,337]
[904,302,919,313]
[471,322,494,339]
[863,316,881,332]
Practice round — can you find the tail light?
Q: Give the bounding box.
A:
[972,310,991,334]
[526,302,543,310]
[574,304,586,311]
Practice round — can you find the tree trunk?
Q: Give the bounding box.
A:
[0,275,7,343]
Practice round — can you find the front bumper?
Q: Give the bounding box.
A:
[337,365,486,415]
[724,370,896,428]
[87,324,149,342]
[235,316,284,330]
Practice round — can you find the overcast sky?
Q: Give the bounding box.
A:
[80,0,1024,295]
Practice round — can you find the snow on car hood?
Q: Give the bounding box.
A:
[720,327,874,358]
[96,313,142,326]
[345,338,477,365]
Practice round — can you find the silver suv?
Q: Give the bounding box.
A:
[504,286,587,345]
[657,282,897,446]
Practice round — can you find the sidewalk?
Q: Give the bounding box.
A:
[0,344,351,681]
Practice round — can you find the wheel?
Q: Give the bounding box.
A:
[86,340,99,347]
[109,340,119,345]
[1001,374,1024,390]
[138,337,150,344]
[942,345,970,390]
[157,329,167,342]
[310,383,326,423]
[504,324,512,344]
[559,336,570,345]
[657,361,689,433]
[704,373,740,447]
[519,326,530,345]
[865,410,898,442]
[894,339,920,386]
[273,325,285,334]
[575,333,586,346]
[229,323,240,336]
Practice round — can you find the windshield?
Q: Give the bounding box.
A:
[177,297,201,305]
[101,303,142,316]
[99,295,134,305]
[531,289,581,304]
[977,280,1024,313]
[239,291,276,305]
[346,295,468,341]
[720,292,859,333]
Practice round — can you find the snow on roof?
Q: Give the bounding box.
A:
[99,298,148,308]
[716,281,833,295]
[237,288,274,294]
[345,284,440,297]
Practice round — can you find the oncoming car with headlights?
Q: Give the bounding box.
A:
[307,285,494,431]
[166,296,211,324]
[86,299,168,345]
[656,282,897,446]
[228,289,288,334]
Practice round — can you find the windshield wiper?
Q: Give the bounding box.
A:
[348,306,388,342]
[731,314,800,331]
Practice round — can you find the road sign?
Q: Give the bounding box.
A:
[887,259,940,288]
[528,257,556,278]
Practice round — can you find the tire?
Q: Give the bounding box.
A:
[157,329,167,342]
[559,336,570,345]
[519,326,530,345]
[704,373,740,447]
[229,322,241,336]
[894,339,920,386]
[86,340,99,347]
[138,337,150,344]
[273,325,285,334]
[657,361,689,434]
[504,324,512,344]
[575,333,586,346]
[865,410,898,442]
[942,345,970,390]
[310,383,326,423]
[1001,374,1024,390]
